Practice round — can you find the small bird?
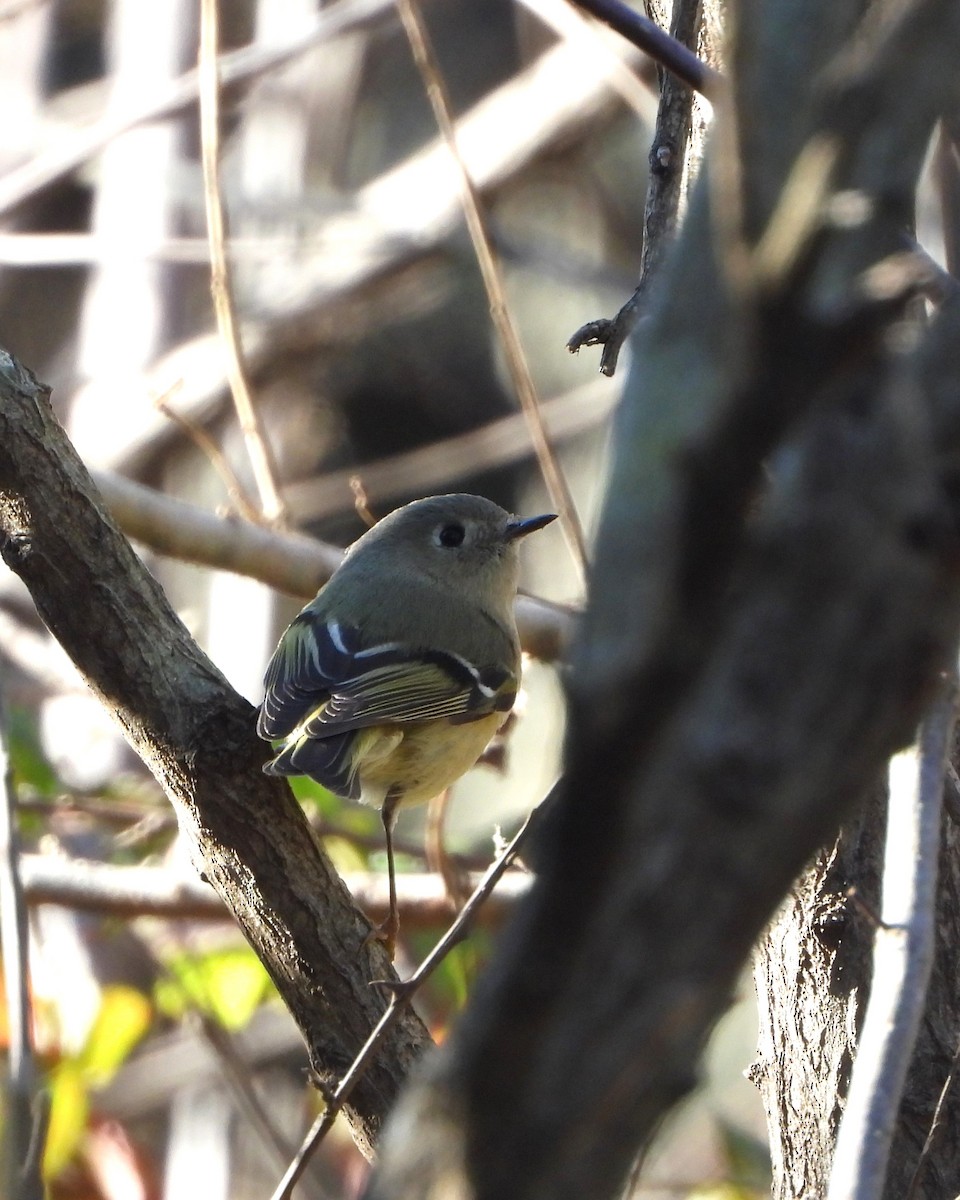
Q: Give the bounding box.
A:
[257,493,557,954]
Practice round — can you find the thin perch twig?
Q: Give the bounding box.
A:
[198,0,288,526]
[154,392,262,522]
[904,1032,960,1200]
[396,0,589,581]
[269,801,543,1200]
[827,673,959,1200]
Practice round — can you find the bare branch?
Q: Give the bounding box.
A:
[154,394,262,524]
[272,802,542,1200]
[568,0,714,375]
[91,468,575,661]
[570,0,724,100]
[19,853,529,928]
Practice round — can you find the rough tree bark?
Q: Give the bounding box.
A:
[751,793,885,1200]
[0,352,432,1160]
[362,0,960,1197]
[753,723,960,1200]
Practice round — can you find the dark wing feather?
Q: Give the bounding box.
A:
[304,648,515,734]
[257,614,359,739]
[258,615,517,796]
[263,729,361,799]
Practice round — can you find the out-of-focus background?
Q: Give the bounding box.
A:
[0,2,769,1196]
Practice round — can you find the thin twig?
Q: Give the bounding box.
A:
[198,0,288,527]
[425,787,468,913]
[0,677,43,1200]
[827,673,959,1200]
[270,802,544,1200]
[569,0,724,100]
[154,393,262,523]
[396,0,589,581]
[568,0,709,375]
[350,477,378,528]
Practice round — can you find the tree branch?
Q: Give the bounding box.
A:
[569,0,723,99]
[0,350,431,1159]
[567,0,713,375]
[91,468,575,662]
[19,853,529,928]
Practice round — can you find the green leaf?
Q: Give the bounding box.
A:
[202,950,272,1030]
[687,1185,759,1200]
[288,774,340,813]
[6,705,59,796]
[158,947,273,1031]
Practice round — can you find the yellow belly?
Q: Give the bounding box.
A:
[354,712,506,809]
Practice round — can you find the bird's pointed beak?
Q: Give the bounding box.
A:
[503,512,558,541]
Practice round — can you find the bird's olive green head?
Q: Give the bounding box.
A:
[341,494,556,616]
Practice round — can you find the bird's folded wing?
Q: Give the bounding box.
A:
[258,617,516,741]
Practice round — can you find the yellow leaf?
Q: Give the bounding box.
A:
[43,1061,89,1179]
[80,986,152,1087]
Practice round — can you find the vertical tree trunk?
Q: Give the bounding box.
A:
[753,764,960,1199]
[751,794,884,1199]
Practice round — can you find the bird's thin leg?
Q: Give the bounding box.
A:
[380,791,403,958]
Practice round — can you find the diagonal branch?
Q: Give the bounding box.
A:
[570,0,723,99]
[0,349,431,1159]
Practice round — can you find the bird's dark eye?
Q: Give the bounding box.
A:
[438,522,466,548]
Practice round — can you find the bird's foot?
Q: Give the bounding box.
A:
[363,912,399,961]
